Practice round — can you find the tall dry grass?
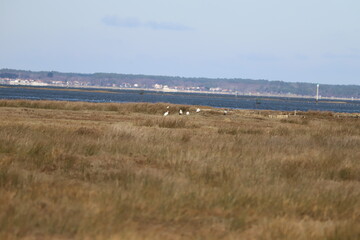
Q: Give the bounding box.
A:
[0,100,359,239]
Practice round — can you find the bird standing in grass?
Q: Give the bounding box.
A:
[163,106,170,116]
[179,109,183,115]
[196,108,201,113]
[186,111,190,115]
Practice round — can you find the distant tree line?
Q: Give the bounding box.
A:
[0,73,18,79]
[1,68,359,98]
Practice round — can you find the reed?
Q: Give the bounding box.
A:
[0,100,359,239]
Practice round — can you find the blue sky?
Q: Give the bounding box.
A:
[1,0,360,85]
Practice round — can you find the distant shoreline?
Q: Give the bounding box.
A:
[1,83,359,102]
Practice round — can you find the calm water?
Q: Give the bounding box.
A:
[1,85,359,113]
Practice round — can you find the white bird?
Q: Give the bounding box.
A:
[224,110,228,115]
[186,111,190,115]
[179,109,183,115]
[164,111,169,116]
[196,108,201,113]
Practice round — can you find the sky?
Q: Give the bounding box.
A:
[1,0,360,85]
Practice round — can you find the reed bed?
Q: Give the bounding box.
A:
[0,100,359,239]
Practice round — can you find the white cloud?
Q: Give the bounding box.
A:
[101,16,192,31]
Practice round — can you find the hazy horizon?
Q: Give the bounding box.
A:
[3,67,360,87]
[1,0,360,85]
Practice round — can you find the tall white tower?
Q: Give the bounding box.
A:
[316,84,320,102]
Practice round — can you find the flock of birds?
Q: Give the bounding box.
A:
[163,106,227,116]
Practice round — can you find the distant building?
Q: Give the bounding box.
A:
[210,87,222,92]
[153,84,163,89]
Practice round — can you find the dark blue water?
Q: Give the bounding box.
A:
[0,85,359,113]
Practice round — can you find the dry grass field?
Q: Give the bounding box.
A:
[0,100,359,240]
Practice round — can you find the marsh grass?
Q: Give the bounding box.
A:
[0,100,359,239]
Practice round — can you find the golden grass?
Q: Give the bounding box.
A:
[0,100,359,239]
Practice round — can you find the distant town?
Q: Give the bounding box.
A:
[1,69,359,100]
[0,77,243,94]
[0,76,314,99]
